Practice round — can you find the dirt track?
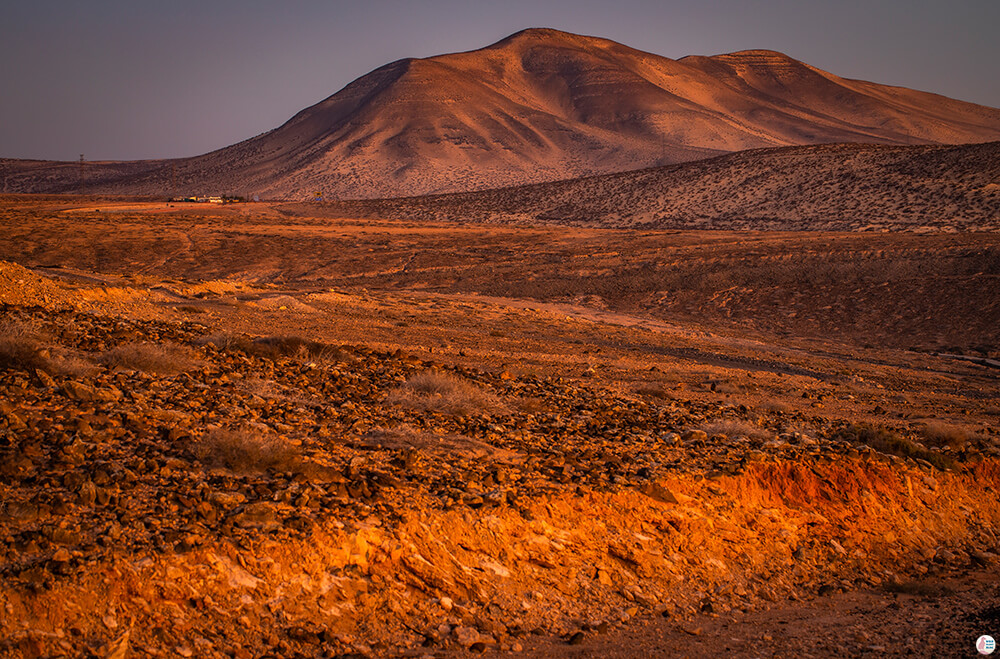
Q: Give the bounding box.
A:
[477,567,1000,658]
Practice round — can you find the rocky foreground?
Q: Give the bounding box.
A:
[2,301,999,658]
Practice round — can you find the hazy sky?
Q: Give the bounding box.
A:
[3,0,998,161]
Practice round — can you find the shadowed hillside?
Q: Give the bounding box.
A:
[296,141,1000,231]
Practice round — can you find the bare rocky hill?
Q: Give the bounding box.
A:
[304,141,1000,230]
[4,28,1000,200]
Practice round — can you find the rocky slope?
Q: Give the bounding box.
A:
[300,141,1000,230]
[1,261,1000,658]
[5,28,1000,199]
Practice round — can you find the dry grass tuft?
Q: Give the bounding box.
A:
[198,332,354,363]
[0,320,48,372]
[197,332,264,354]
[701,418,773,441]
[362,425,520,462]
[920,422,977,450]
[100,342,201,375]
[46,352,97,378]
[193,427,304,474]
[388,370,504,417]
[633,383,673,400]
[515,396,551,414]
[0,320,95,377]
[759,399,792,414]
[833,422,955,470]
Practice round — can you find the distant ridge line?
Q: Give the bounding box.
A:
[288,141,1000,232]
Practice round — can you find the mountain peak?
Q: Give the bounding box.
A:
[502,27,579,40]
[717,48,798,60]
[8,30,1000,200]
[709,49,807,69]
[485,27,623,52]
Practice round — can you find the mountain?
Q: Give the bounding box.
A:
[5,28,1000,199]
[290,141,1000,232]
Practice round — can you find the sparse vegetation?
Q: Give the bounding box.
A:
[1,185,999,658]
[362,425,516,462]
[701,418,773,442]
[0,320,48,372]
[100,341,201,375]
[920,422,976,450]
[387,370,504,416]
[309,142,1000,232]
[832,422,955,470]
[633,382,672,399]
[0,319,94,376]
[759,400,793,414]
[193,427,304,475]
[198,332,352,363]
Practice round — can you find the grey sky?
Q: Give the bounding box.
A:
[2,0,998,161]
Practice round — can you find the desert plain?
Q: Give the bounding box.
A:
[0,193,998,657]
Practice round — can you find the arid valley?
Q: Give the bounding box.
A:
[2,19,1000,659]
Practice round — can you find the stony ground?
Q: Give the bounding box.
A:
[2,298,999,658]
[0,198,998,658]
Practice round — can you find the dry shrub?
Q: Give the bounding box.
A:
[515,396,551,414]
[833,422,955,470]
[43,351,97,378]
[240,377,291,400]
[310,344,358,366]
[760,399,792,414]
[388,370,504,416]
[0,320,47,372]
[706,380,740,394]
[193,427,303,474]
[0,320,95,377]
[238,377,322,407]
[920,422,976,450]
[197,332,261,353]
[362,425,520,462]
[701,418,773,441]
[198,332,353,363]
[100,342,201,375]
[633,383,672,400]
[244,335,326,360]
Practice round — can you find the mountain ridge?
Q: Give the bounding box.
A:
[4,27,1000,199]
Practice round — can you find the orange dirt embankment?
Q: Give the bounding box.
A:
[5,458,1000,655]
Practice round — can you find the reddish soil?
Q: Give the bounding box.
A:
[0,196,997,658]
